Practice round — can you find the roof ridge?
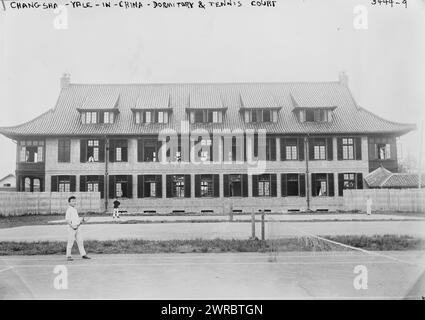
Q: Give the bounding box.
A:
[68,81,342,86]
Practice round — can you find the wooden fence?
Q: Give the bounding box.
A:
[343,189,425,213]
[0,192,102,216]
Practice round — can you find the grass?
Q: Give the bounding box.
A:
[0,235,424,256]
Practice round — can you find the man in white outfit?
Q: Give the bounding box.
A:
[65,196,91,261]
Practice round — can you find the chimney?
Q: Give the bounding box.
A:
[338,71,348,85]
[60,73,71,88]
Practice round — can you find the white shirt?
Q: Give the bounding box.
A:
[65,206,81,228]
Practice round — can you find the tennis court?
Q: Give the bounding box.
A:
[1,245,424,299]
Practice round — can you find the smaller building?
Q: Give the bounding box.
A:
[0,174,16,192]
[365,166,425,189]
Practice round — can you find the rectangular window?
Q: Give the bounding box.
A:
[139,138,160,162]
[172,176,185,198]
[286,145,298,160]
[200,176,213,197]
[87,181,99,192]
[342,138,354,160]
[194,111,204,123]
[287,174,300,196]
[313,139,327,160]
[141,176,161,198]
[377,143,391,160]
[58,139,71,163]
[228,174,242,197]
[59,178,71,193]
[116,148,122,162]
[135,112,141,124]
[257,174,271,197]
[312,173,334,197]
[305,109,329,122]
[111,140,128,162]
[343,173,356,189]
[263,110,271,122]
[113,176,131,198]
[158,111,164,123]
[87,140,99,162]
[145,111,152,123]
[19,141,44,163]
[84,112,98,124]
[103,112,114,124]
[198,138,212,162]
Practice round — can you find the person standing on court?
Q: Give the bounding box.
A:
[65,196,91,261]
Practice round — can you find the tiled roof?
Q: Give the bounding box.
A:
[381,174,425,188]
[0,81,416,138]
[365,167,425,188]
[135,87,170,109]
[79,89,120,110]
[364,166,393,188]
[189,87,224,109]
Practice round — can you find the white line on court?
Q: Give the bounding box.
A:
[0,266,14,273]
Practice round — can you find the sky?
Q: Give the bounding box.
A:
[0,0,424,178]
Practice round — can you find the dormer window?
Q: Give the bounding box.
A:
[81,111,115,124]
[190,110,223,124]
[134,110,169,124]
[244,109,277,123]
[298,109,334,123]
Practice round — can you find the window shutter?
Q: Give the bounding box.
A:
[109,140,115,162]
[80,176,86,193]
[190,111,195,124]
[328,173,335,196]
[99,175,105,199]
[356,173,363,189]
[51,176,58,192]
[244,110,250,123]
[272,110,278,122]
[271,174,277,197]
[122,141,128,162]
[299,110,305,122]
[223,175,229,197]
[386,144,392,159]
[327,138,333,160]
[280,138,286,161]
[213,174,220,198]
[311,173,317,197]
[109,176,115,199]
[80,140,87,163]
[127,175,133,198]
[252,175,258,197]
[338,173,344,196]
[184,175,191,198]
[70,176,76,192]
[138,175,144,198]
[99,112,104,124]
[270,138,276,161]
[195,175,201,198]
[299,174,306,197]
[355,137,362,160]
[138,139,143,162]
[298,138,305,161]
[281,174,287,197]
[98,139,105,162]
[166,175,172,198]
[337,138,343,160]
[242,174,248,197]
[309,138,314,160]
[156,175,162,198]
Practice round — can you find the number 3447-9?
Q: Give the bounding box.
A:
[371,0,408,8]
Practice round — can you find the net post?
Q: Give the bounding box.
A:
[261,210,265,241]
[250,209,256,240]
